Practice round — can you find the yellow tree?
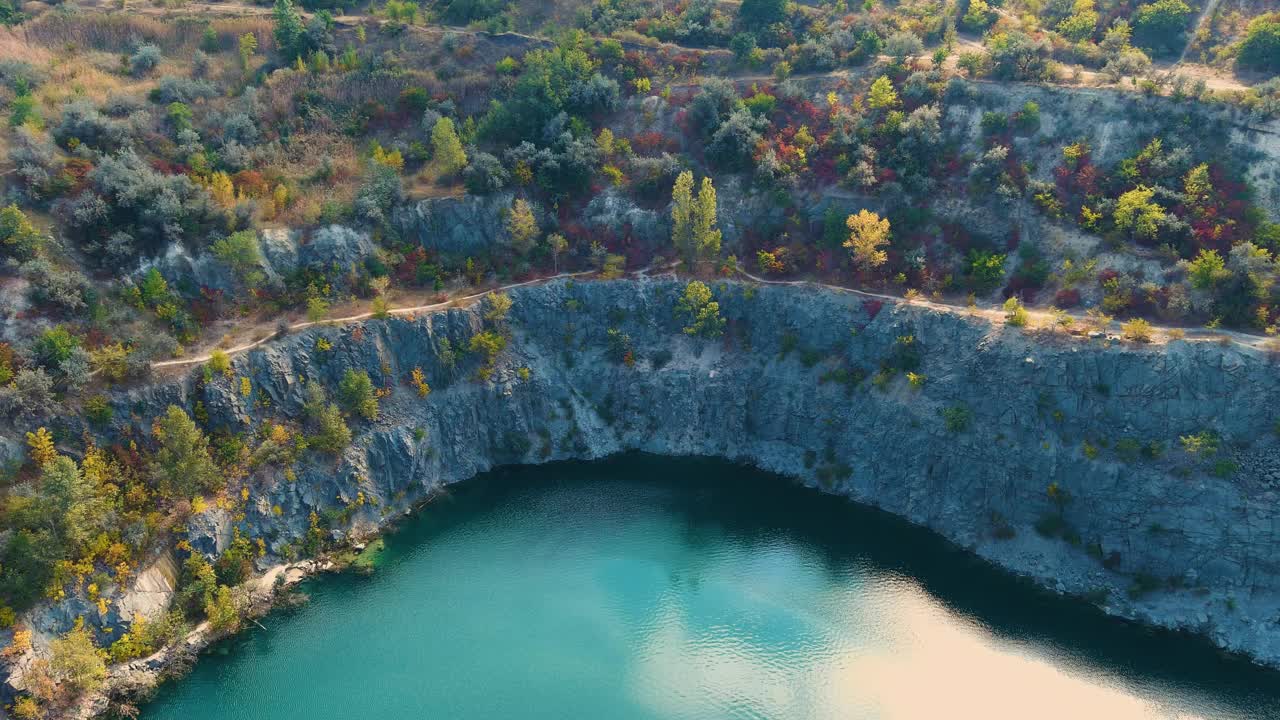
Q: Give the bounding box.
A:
[596,128,615,156]
[1114,186,1164,240]
[506,199,538,255]
[208,172,235,207]
[677,280,725,338]
[26,427,56,467]
[1183,163,1212,217]
[693,176,722,266]
[238,32,258,72]
[671,171,695,265]
[271,184,289,217]
[431,117,467,176]
[844,209,891,270]
[867,76,899,110]
[548,233,568,273]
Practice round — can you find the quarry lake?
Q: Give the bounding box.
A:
[141,456,1280,720]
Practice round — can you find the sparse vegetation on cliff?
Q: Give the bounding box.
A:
[0,0,1278,709]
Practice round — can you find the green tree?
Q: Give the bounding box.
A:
[50,622,106,694]
[307,296,329,323]
[676,281,726,339]
[481,44,600,142]
[207,349,233,378]
[151,405,221,497]
[273,0,306,60]
[139,267,170,306]
[483,292,513,324]
[0,204,44,260]
[962,0,998,31]
[35,325,80,366]
[38,456,78,511]
[468,330,508,365]
[1131,0,1193,54]
[178,554,218,617]
[1238,16,1280,72]
[38,455,99,551]
[1003,296,1029,326]
[738,0,786,29]
[1057,9,1099,41]
[211,231,263,287]
[1183,163,1212,205]
[987,31,1052,80]
[1186,248,1230,289]
[964,249,1007,292]
[166,102,193,135]
[303,383,351,453]
[431,117,468,176]
[338,369,379,421]
[1113,186,1164,240]
[206,585,240,631]
[9,93,37,129]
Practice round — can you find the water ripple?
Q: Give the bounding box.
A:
[141,458,1280,720]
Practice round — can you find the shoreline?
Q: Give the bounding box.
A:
[76,452,1280,720]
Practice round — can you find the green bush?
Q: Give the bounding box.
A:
[940,405,971,432]
[337,369,379,421]
[1238,16,1280,73]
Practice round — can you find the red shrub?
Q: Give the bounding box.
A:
[233,170,269,197]
[1053,288,1081,308]
[632,131,669,155]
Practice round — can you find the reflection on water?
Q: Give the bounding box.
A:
[142,455,1280,720]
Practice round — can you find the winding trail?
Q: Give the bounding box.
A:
[150,270,598,369]
[152,258,1275,375]
[733,268,1276,352]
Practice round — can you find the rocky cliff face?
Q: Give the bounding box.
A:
[22,278,1280,685]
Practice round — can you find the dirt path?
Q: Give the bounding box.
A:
[151,269,599,370]
[153,257,1275,376]
[734,268,1275,352]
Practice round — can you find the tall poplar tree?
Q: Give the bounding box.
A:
[671,171,695,265]
[693,176,721,265]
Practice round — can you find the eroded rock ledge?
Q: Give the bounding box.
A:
[23,277,1280,713]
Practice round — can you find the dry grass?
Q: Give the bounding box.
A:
[24,10,274,54]
[36,52,139,107]
[0,27,55,66]
[26,12,173,52]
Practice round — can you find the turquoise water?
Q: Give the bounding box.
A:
[143,456,1280,720]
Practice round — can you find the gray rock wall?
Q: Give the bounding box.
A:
[35,278,1280,673]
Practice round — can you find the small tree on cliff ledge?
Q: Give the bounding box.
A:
[338,369,379,421]
[151,405,220,497]
[677,280,726,338]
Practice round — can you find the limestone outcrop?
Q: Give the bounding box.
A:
[12,277,1280,712]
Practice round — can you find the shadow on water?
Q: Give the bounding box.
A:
[422,453,1280,714]
[149,453,1280,718]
